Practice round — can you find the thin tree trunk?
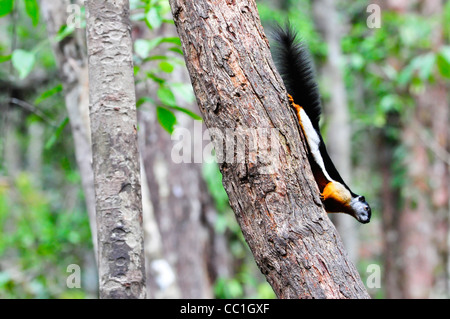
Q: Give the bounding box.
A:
[134,19,232,298]
[86,0,146,299]
[40,0,98,254]
[169,0,369,298]
[377,125,403,298]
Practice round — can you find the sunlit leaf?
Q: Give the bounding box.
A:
[145,7,162,30]
[12,49,35,79]
[157,86,176,106]
[170,83,195,104]
[134,37,164,58]
[159,61,174,73]
[418,53,435,80]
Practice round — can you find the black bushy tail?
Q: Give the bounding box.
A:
[271,24,322,130]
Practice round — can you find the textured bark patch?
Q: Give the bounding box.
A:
[169,0,369,299]
[86,0,146,299]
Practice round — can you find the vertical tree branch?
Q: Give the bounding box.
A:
[86,0,146,299]
[169,0,369,298]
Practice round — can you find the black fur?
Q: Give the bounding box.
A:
[271,23,351,191]
[271,23,322,130]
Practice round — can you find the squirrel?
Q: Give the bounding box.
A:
[272,24,371,224]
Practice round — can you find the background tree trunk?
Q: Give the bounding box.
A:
[397,0,447,299]
[169,0,369,298]
[40,0,98,254]
[312,0,358,263]
[86,0,146,299]
[135,21,232,298]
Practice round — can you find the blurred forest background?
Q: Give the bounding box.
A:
[0,0,449,299]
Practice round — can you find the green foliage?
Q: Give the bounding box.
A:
[34,84,63,105]
[45,117,69,150]
[23,0,39,26]
[0,173,92,298]
[0,0,14,17]
[132,0,202,133]
[156,106,177,134]
[436,46,450,78]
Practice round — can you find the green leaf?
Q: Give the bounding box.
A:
[437,46,450,79]
[34,84,63,105]
[159,61,174,73]
[0,0,14,17]
[24,0,39,26]
[156,106,176,134]
[130,12,146,21]
[133,65,140,76]
[157,86,176,106]
[161,37,181,45]
[12,49,35,79]
[146,72,166,85]
[0,54,12,63]
[136,96,155,108]
[144,55,169,62]
[134,39,151,58]
[168,47,184,56]
[145,7,162,30]
[170,83,195,103]
[170,106,202,121]
[45,117,69,150]
[55,24,75,42]
[418,53,435,81]
[134,38,163,58]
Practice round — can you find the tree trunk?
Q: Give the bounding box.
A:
[377,124,404,298]
[398,0,447,298]
[135,20,232,297]
[169,0,369,298]
[40,0,98,254]
[86,0,146,299]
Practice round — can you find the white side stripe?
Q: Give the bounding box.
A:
[298,108,334,183]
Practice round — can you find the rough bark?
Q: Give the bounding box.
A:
[40,0,97,253]
[312,0,358,263]
[168,0,369,298]
[86,0,146,299]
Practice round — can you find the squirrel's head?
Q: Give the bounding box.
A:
[349,195,371,224]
